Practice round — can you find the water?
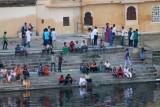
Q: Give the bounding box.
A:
[0,83,160,107]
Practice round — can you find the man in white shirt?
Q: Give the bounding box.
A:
[121,27,127,46]
[26,29,32,48]
[81,40,88,53]
[124,66,132,78]
[75,41,81,53]
[112,24,117,37]
[51,28,57,49]
[93,26,98,45]
[79,75,87,88]
[90,29,94,47]
[104,60,111,72]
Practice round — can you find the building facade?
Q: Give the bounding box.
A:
[0,0,160,37]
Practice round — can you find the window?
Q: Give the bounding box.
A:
[84,12,93,25]
[63,17,69,26]
[152,6,160,22]
[127,6,136,20]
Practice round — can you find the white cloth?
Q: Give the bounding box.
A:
[130,33,134,40]
[75,43,81,48]
[26,30,32,42]
[121,29,127,36]
[124,68,132,78]
[112,27,117,34]
[79,77,86,86]
[8,75,12,81]
[91,31,95,39]
[1,69,6,73]
[92,29,98,35]
[79,88,86,97]
[104,62,110,68]
[51,31,57,40]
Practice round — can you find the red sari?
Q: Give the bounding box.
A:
[106,28,110,43]
[70,42,75,53]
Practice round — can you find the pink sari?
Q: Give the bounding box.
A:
[106,28,110,43]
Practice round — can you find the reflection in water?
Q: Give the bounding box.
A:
[0,83,159,107]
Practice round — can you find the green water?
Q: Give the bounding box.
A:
[0,83,160,107]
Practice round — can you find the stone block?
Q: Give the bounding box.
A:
[132,48,140,54]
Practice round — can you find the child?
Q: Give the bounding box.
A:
[59,75,64,84]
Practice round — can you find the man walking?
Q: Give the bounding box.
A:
[58,53,63,72]
[124,49,132,66]
[2,31,8,50]
[93,26,98,45]
[121,27,127,46]
[112,24,117,39]
[51,28,57,49]
[134,29,139,48]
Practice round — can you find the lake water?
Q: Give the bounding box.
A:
[0,82,160,107]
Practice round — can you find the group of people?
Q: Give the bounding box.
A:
[102,23,139,47]
[37,64,50,76]
[43,26,57,49]
[21,22,33,48]
[15,44,28,57]
[0,65,30,88]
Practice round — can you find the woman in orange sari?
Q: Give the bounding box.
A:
[44,65,49,76]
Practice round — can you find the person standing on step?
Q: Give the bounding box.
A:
[90,29,94,48]
[121,27,127,46]
[93,26,98,46]
[51,52,56,72]
[124,49,132,66]
[86,28,91,46]
[109,27,113,46]
[26,28,32,48]
[58,53,63,72]
[21,27,26,46]
[51,28,57,49]
[134,29,139,48]
[112,24,117,40]
[128,28,132,47]
[2,31,8,50]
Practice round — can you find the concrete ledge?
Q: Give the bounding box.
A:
[0,78,159,93]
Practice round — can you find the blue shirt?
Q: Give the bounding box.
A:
[44,31,49,40]
[128,30,132,38]
[15,46,21,51]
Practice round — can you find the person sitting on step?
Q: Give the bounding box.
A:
[81,40,88,53]
[62,42,70,54]
[15,44,21,55]
[99,39,105,53]
[44,65,50,76]
[112,67,117,79]
[117,67,124,79]
[37,64,44,76]
[4,72,12,84]
[124,66,132,78]
[75,41,81,53]
[64,74,73,85]
[59,75,64,85]
[104,60,111,72]
[69,41,75,53]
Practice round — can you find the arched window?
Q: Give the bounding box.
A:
[127,6,136,20]
[152,6,160,22]
[84,12,93,25]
